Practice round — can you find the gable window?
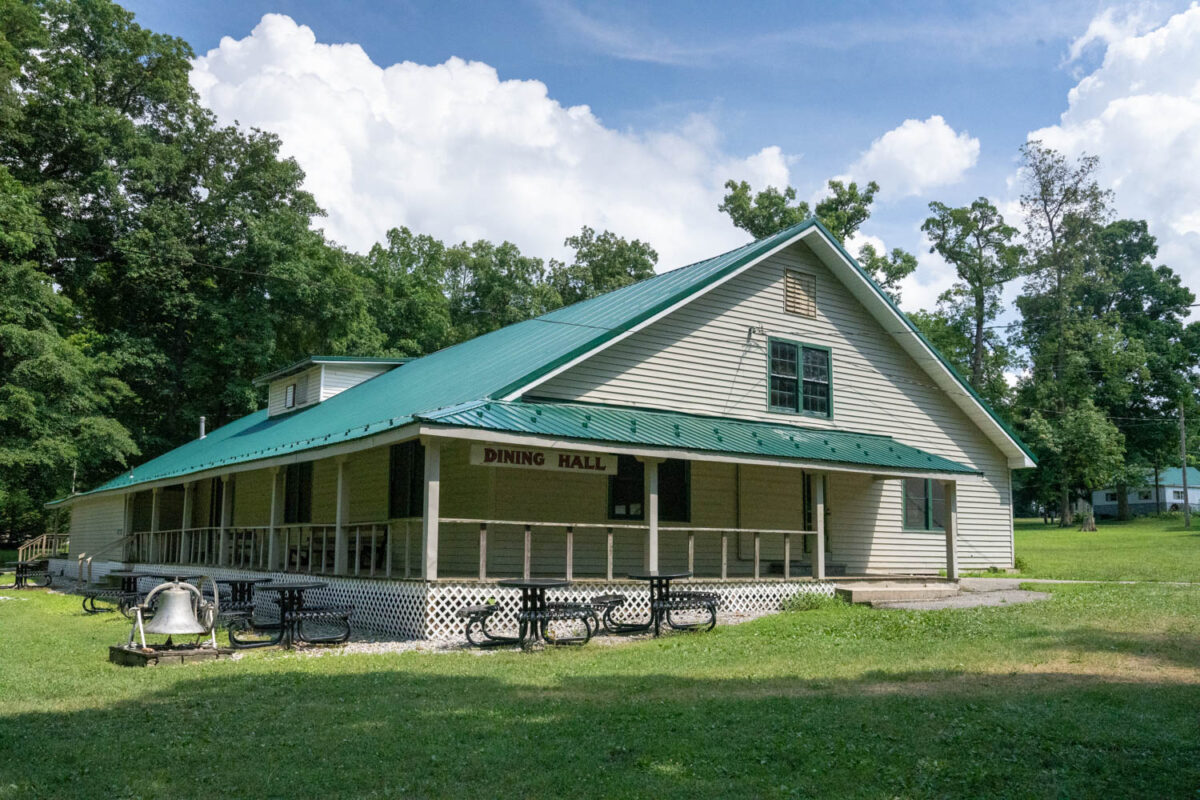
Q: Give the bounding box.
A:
[284,462,313,524]
[608,456,690,521]
[1104,492,1118,502]
[903,477,945,531]
[784,270,817,318]
[284,383,296,409]
[388,440,425,518]
[768,339,831,417]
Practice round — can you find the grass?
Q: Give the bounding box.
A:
[1,582,1198,798]
[1014,515,1200,582]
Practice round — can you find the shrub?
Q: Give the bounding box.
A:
[1013,556,1028,572]
[782,592,846,612]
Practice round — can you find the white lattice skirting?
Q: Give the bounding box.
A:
[49,559,833,641]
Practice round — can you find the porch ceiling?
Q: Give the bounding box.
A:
[419,400,979,476]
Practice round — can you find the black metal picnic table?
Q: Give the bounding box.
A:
[495,578,584,646]
[229,581,351,649]
[1,561,50,590]
[597,571,717,637]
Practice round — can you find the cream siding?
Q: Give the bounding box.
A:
[68,495,126,558]
[319,364,392,401]
[266,366,321,417]
[532,241,1015,571]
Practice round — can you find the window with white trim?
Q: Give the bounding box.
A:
[1173,489,1185,501]
[285,382,296,409]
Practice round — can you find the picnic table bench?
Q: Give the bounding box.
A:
[458,578,596,647]
[594,572,719,636]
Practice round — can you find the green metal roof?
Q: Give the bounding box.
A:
[58,218,1023,503]
[421,400,978,475]
[1144,467,1200,488]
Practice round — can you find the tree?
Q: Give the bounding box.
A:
[359,227,453,357]
[1079,219,1200,519]
[1022,401,1124,531]
[549,226,657,307]
[921,199,1022,390]
[1014,142,1117,526]
[0,166,137,538]
[908,308,1014,411]
[444,239,556,341]
[719,178,915,300]
[0,0,386,461]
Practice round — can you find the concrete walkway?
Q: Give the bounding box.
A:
[873,575,1200,611]
[871,586,1050,610]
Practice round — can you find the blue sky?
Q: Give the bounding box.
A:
[124,0,1200,312]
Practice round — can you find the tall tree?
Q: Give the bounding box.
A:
[1014,142,1123,526]
[359,227,453,357]
[444,239,556,341]
[719,178,916,300]
[1079,220,1200,518]
[0,166,136,538]
[921,198,1023,389]
[0,0,385,461]
[549,225,657,307]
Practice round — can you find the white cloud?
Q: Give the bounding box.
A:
[190,14,788,269]
[1030,4,1200,283]
[844,115,979,198]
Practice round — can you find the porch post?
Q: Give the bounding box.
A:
[641,458,661,572]
[813,474,826,580]
[421,439,441,581]
[180,482,195,563]
[149,487,162,562]
[334,456,350,575]
[218,474,233,566]
[267,466,283,570]
[943,480,958,580]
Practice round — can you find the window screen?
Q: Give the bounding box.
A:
[388,441,425,518]
[659,459,690,523]
[608,456,644,520]
[284,462,313,524]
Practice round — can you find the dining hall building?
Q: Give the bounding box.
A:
[47,219,1036,639]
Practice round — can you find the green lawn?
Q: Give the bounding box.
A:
[1015,515,1200,582]
[1,584,1198,798]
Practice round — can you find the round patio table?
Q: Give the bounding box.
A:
[496,578,571,646]
[628,571,692,637]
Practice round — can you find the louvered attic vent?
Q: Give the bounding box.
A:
[784,270,816,317]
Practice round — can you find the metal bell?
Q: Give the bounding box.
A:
[143,582,207,635]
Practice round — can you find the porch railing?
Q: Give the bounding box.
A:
[128,521,398,578]
[18,532,70,562]
[439,518,821,582]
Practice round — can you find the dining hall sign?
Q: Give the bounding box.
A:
[469,444,616,474]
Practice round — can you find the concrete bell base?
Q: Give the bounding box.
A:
[109,644,235,667]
